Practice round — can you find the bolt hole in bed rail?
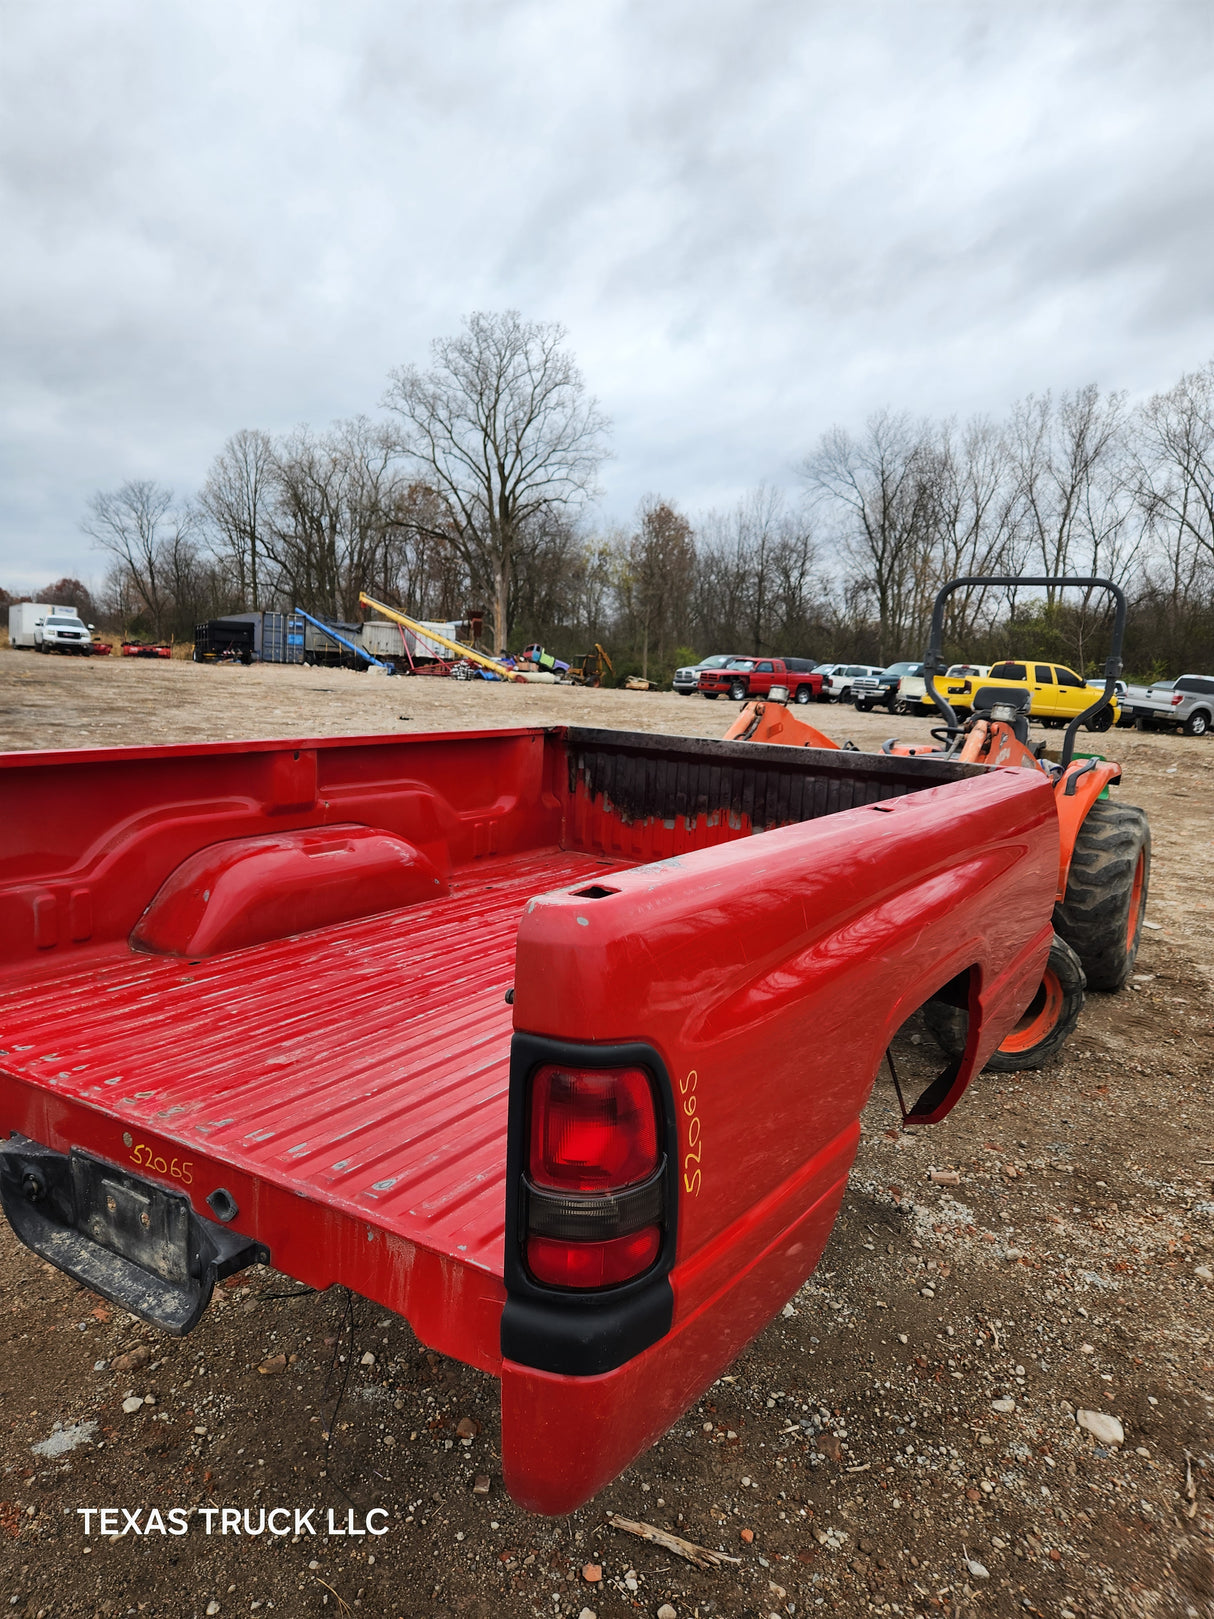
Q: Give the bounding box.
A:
[0,724,1059,1510]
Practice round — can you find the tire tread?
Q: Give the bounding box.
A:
[1053,800,1150,991]
[925,936,1085,1073]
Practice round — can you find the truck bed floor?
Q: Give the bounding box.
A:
[0,849,629,1279]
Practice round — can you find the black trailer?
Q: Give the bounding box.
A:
[192,612,305,665]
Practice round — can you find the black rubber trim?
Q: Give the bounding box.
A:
[904,1057,965,1120]
[525,1162,666,1241]
[1063,757,1099,797]
[501,1035,677,1376]
[0,1135,267,1335]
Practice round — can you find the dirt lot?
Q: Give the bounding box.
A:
[1,652,1212,1619]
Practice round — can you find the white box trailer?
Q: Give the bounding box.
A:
[361,618,473,661]
[8,603,61,649]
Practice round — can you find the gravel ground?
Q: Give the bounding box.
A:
[1,652,1212,1618]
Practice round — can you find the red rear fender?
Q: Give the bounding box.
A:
[504,766,1060,1508]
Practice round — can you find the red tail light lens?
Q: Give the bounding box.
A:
[529,1065,658,1191]
[523,1063,664,1291]
[1171,692,1184,705]
[526,1227,661,1289]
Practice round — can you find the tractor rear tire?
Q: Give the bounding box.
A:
[925,935,1086,1073]
[1052,799,1150,991]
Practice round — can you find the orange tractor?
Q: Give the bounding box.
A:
[722,575,1150,1073]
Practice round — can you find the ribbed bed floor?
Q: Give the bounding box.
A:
[0,848,629,1276]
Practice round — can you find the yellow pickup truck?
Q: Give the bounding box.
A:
[944,659,1118,730]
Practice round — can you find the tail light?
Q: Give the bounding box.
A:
[523,1064,664,1289]
[1171,692,1184,706]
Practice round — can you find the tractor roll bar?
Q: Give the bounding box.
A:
[923,576,1127,771]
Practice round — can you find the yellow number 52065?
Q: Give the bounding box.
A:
[678,1069,702,1197]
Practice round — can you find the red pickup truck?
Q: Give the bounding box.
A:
[698,656,823,703]
[0,725,1057,1513]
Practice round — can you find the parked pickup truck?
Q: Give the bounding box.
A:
[1,725,1062,1514]
[897,664,989,716]
[851,661,925,711]
[946,660,1118,730]
[672,653,740,696]
[698,656,822,703]
[818,663,883,703]
[1125,674,1214,736]
[7,603,95,655]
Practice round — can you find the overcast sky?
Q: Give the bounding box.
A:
[3,0,1214,591]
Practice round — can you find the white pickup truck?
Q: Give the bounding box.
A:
[34,607,95,654]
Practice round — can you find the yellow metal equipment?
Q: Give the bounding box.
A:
[568,644,615,687]
[358,593,524,681]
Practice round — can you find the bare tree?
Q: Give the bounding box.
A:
[617,499,695,677]
[1009,387,1135,583]
[693,489,823,656]
[801,412,934,662]
[377,480,471,621]
[383,311,610,650]
[511,511,585,647]
[1126,364,1214,673]
[1132,361,1214,573]
[1006,386,1137,667]
[35,577,98,622]
[261,418,408,619]
[923,417,1024,652]
[83,480,194,639]
[764,506,828,654]
[569,535,619,645]
[200,429,274,609]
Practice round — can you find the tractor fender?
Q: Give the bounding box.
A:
[1053,758,1122,902]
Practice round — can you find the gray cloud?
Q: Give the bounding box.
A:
[2,0,1213,588]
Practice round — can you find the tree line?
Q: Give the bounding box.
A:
[9,312,1214,682]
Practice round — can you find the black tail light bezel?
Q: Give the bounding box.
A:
[501,1034,680,1376]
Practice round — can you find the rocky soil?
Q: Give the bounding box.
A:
[1,652,1211,1618]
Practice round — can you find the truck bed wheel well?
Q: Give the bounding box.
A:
[925,936,1085,1072]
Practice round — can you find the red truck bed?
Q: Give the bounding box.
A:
[0,845,631,1369]
[0,725,1059,1512]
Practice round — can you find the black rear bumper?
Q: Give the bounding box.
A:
[0,1135,266,1333]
